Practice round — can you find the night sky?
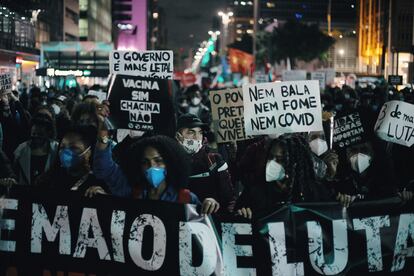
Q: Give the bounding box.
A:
[159,0,226,52]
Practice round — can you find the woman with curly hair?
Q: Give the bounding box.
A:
[93,133,220,214]
[236,134,332,218]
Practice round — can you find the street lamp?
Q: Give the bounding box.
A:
[217,11,233,56]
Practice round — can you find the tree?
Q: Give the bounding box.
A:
[257,20,335,68]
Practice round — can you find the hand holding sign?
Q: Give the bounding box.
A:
[110,50,173,79]
[374,100,414,147]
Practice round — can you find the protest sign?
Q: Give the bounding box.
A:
[388,75,403,86]
[374,100,414,147]
[87,90,107,103]
[110,50,173,79]
[282,70,306,81]
[1,186,413,275]
[243,80,323,135]
[254,71,268,83]
[333,112,366,149]
[209,88,251,143]
[0,73,12,94]
[107,74,175,136]
[311,71,326,90]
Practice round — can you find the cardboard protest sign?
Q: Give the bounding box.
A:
[243,80,323,135]
[110,50,173,79]
[107,74,175,136]
[0,73,12,94]
[333,112,366,149]
[209,88,251,143]
[87,90,107,103]
[282,70,306,81]
[311,72,326,90]
[388,75,403,86]
[374,100,414,147]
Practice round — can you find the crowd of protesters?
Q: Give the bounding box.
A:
[1,79,413,220]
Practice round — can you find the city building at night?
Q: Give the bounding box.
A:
[226,0,358,73]
[36,41,113,88]
[0,5,39,86]
[358,0,413,82]
[79,0,112,42]
[112,0,148,50]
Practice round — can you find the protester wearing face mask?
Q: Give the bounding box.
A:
[93,124,218,214]
[50,95,71,141]
[36,126,107,196]
[13,115,58,186]
[307,131,339,182]
[175,113,236,214]
[333,143,386,207]
[178,85,211,126]
[237,135,331,218]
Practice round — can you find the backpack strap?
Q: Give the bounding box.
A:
[178,188,192,204]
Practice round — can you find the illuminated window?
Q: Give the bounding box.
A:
[79,19,88,37]
[79,0,88,11]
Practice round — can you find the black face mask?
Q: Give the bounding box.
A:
[30,136,48,149]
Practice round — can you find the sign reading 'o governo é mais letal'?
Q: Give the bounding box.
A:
[243,80,323,136]
[374,100,414,147]
[110,50,173,79]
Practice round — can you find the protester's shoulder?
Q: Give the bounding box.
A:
[50,140,59,150]
[14,141,30,156]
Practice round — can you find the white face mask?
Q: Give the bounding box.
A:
[309,138,328,156]
[181,138,202,154]
[191,97,201,106]
[51,104,61,115]
[265,160,285,182]
[350,153,371,174]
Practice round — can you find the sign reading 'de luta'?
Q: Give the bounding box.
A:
[110,50,173,79]
[243,80,323,135]
[209,88,251,143]
[374,100,414,147]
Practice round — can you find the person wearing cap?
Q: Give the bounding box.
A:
[175,113,236,215]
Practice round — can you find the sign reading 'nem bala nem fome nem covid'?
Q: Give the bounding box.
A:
[110,50,174,79]
[243,80,323,136]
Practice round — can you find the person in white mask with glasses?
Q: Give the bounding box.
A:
[175,113,236,215]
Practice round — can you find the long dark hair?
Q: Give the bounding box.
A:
[269,134,317,202]
[120,135,191,190]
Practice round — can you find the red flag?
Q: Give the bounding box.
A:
[228,48,254,75]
